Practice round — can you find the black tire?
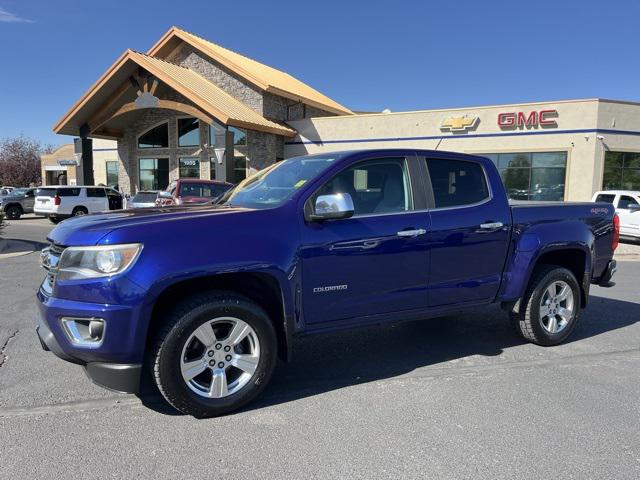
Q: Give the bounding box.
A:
[49,216,62,224]
[510,265,581,346]
[151,291,278,418]
[72,207,88,216]
[5,205,21,220]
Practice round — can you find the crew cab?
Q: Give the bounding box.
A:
[36,149,618,417]
[592,190,640,242]
[34,186,123,223]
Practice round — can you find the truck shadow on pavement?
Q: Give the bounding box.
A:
[139,294,639,416]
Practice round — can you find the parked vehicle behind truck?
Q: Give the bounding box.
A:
[36,149,618,417]
[0,187,36,219]
[35,186,123,223]
[592,190,640,242]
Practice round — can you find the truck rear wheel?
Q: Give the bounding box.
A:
[510,265,581,346]
[151,291,278,418]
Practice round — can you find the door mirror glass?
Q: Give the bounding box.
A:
[628,204,640,212]
[311,193,355,221]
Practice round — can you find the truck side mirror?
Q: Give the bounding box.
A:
[309,193,355,221]
[628,204,640,212]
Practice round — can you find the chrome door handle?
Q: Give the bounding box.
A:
[479,222,504,230]
[397,228,427,237]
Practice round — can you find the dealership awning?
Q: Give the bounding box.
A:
[53,50,297,139]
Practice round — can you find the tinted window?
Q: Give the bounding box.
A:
[595,194,616,204]
[138,123,169,149]
[427,159,489,208]
[36,188,56,197]
[316,158,412,216]
[132,192,158,202]
[178,118,200,147]
[178,183,224,198]
[619,195,639,209]
[87,188,106,197]
[139,158,169,190]
[58,188,80,197]
[179,157,200,178]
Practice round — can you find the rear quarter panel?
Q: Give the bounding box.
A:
[500,202,614,302]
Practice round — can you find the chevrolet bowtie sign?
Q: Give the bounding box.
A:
[440,115,479,132]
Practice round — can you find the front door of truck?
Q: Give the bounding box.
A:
[300,156,430,325]
[424,157,510,306]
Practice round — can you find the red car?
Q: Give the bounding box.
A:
[156,179,234,206]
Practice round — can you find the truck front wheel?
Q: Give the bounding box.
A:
[151,292,278,417]
[510,265,581,346]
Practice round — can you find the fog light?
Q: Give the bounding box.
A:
[61,317,105,347]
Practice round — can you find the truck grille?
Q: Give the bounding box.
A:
[40,243,65,294]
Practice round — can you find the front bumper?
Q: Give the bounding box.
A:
[36,290,143,394]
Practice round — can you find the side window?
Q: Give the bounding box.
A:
[25,190,34,198]
[315,158,412,216]
[57,188,80,197]
[618,195,639,209]
[595,194,616,204]
[426,159,489,208]
[87,188,106,198]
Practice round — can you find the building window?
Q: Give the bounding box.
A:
[603,151,640,190]
[179,157,200,178]
[178,118,200,147]
[138,123,169,149]
[233,156,247,184]
[139,158,169,190]
[210,157,216,180]
[480,151,567,201]
[229,126,247,146]
[105,161,118,188]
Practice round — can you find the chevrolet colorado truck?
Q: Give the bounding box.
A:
[36,149,618,417]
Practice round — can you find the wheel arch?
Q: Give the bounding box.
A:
[504,245,592,309]
[4,202,23,213]
[144,272,292,363]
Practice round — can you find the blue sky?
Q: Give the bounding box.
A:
[0,0,638,147]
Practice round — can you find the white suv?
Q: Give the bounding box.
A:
[35,186,123,224]
[592,190,640,242]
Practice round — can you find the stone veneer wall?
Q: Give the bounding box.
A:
[168,45,264,115]
[116,94,221,194]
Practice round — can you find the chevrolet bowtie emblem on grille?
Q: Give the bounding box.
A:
[440,115,479,132]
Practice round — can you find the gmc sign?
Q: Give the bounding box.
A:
[498,109,558,129]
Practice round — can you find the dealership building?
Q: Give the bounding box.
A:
[53,27,640,201]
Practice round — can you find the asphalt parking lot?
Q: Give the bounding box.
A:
[1,216,639,479]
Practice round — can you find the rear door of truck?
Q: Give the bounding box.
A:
[421,155,511,306]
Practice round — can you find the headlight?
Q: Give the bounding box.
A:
[57,244,143,281]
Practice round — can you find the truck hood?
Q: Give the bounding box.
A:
[48,205,253,246]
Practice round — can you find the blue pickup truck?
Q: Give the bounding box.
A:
[36,149,619,417]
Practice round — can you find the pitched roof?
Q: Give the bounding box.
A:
[53,50,296,137]
[129,51,296,136]
[149,27,353,116]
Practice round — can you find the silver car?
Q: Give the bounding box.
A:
[128,190,160,209]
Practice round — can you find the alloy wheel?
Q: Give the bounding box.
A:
[180,317,260,398]
[539,280,574,334]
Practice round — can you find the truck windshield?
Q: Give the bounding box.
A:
[219,154,341,209]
